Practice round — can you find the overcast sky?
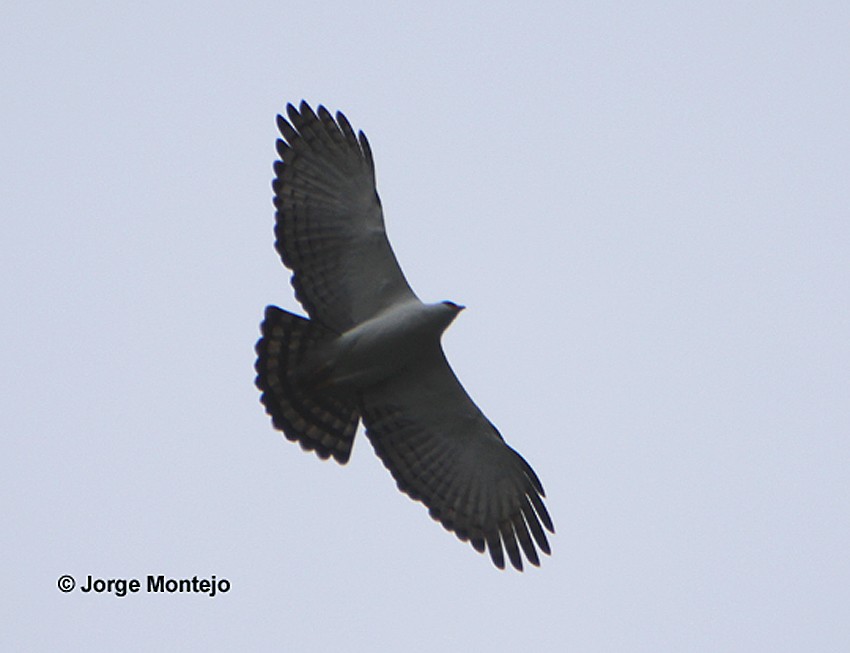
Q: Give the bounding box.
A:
[3,1,849,650]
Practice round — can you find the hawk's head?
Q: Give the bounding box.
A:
[441,300,466,313]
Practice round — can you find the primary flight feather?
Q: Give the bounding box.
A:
[255,101,554,570]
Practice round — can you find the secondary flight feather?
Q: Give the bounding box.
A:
[255,101,554,570]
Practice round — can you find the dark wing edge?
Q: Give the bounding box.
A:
[359,353,554,571]
[271,100,416,332]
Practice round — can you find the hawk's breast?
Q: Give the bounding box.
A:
[318,300,460,389]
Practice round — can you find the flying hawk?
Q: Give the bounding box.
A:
[255,101,554,570]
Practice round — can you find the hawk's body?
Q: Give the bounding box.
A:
[256,102,554,570]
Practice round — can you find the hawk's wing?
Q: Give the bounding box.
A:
[273,101,417,333]
[360,346,554,570]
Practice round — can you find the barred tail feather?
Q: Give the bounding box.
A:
[255,306,360,463]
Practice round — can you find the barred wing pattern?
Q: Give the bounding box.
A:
[360,348,553,570]
[273,102,417,333]
[260,102,554,570]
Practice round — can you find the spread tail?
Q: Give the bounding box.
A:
[255,306,360,463]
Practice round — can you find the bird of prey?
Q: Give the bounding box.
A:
[255,101,554,570]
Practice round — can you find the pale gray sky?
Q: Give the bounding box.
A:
[3,1,849,650]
